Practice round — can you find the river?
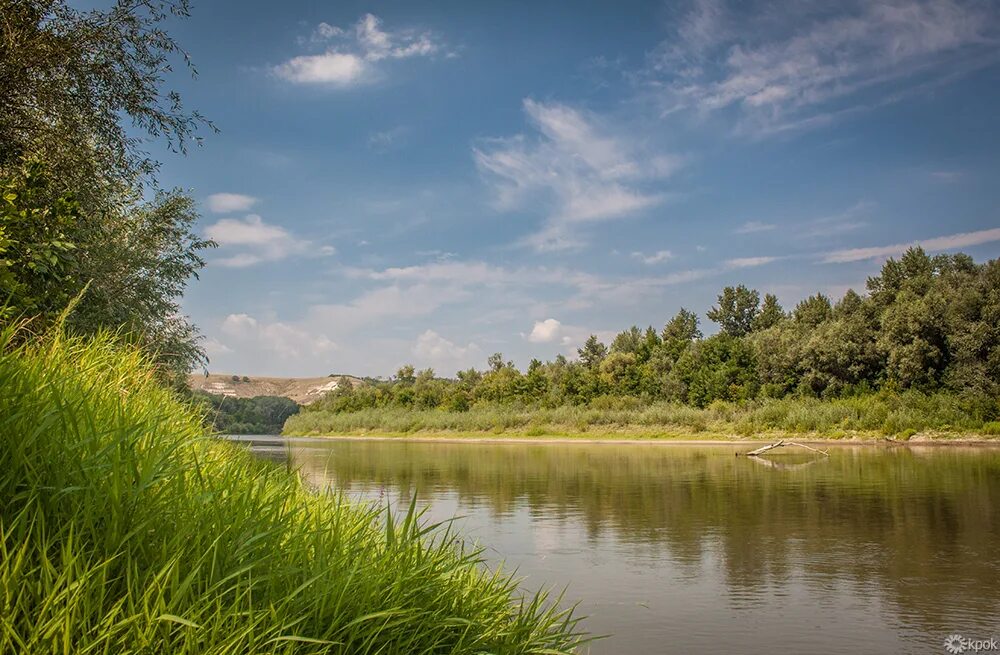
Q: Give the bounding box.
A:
[238,437,1000,655]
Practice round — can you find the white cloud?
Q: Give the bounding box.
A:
[822,226,1000,263]
[654,0,999,135]
[273,14,447,87]
[204,214,325,268]
[206,193,258,213]
[273,52,368,86]
[220,313,336,360]
[724,256,779,269]
[412,330,478,365]
[631,250,674,264]
[734,220,776,234]
[527,318,564,344]
[475,99,680,251]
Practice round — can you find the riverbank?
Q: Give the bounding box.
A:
[0,328,586,654]
[276,430,1000,445]
[283,396,1000,444]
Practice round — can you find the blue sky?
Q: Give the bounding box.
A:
[147,0,1000,377]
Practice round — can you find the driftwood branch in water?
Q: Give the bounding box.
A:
[740,440,830,457]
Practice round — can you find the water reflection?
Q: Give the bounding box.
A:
[256,439,1000,655]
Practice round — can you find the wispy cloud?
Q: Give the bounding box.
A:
[734,220,776,234]
[725,256,779,268]
[368,126,408,151]
[822,226,1000,263]
[206,193,257,213]
[652,0,1000,135]
[631,249,674,264]
[475,99,681,251]
[204,214,327,268]
[798,201,872,238]
[930,169,965,182]
[273,14,447,86]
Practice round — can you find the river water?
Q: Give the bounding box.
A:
[239,437,1000,655]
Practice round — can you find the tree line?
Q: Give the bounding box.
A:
[309,248,1000,416]
[193,392,300,435]
[1,0,212,387]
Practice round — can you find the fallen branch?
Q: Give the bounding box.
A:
[740,440,830,457]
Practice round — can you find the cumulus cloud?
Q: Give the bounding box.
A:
[527,318,565,344]
[822,226,1000,263]
[206,193,257,213]
[652,0,1000,135]
[204,214,328,268]
[475,99,681,251]
[273,14,447,87]
[220,313,336,359]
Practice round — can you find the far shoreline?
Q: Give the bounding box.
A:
[248,432,1000,447]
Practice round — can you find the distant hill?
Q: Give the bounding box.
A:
[189,374,363,405]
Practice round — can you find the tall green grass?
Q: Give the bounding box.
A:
[0,326,586,653]
[284,393,998,438]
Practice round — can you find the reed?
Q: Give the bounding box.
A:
[0,325,586,654]
[284,392,997,439]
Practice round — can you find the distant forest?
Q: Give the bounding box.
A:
[306,248,1000,417]
[195,393,300,435]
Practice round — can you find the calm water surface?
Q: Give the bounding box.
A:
[241,437,1000,655]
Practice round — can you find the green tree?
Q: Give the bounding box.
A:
[1,0,214,379]
[793,294,833,327]
[395,365,416,384]
[661,308,701,361]
[611,326,644,356]
[66,189,214,385]
[707,285,760,337]
[753,293,785,331]
[0,0,211,205]
[577,335,608,370]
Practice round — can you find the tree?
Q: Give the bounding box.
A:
[611,326,644,356]
[793,294,833,327]
[66,189,214,384]
[753,293,785,331]
[487,352,508,372]
[577,335,608,370]
[661,309,701,361]
[0,0,211,206]
[670,334,758,407]
[707,285,760,337]
[0,0,214,379]
[395,365,416,384]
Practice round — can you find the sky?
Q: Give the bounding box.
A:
[138,0,1000,377]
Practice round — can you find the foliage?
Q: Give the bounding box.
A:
[0,163,80,322]
[0,0,211,199]
[194,392,300,434]
[0,1,215,381]
[707,285,760,337]
[285,391,999,438]
[0,325,587,653]
[298,248,1000,435]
